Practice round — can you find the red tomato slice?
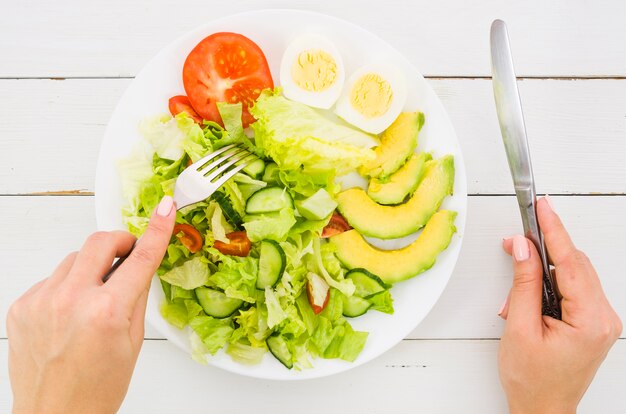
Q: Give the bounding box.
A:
[182,32,273,128]
[173,223,204,253]
[321,212,352,238]
[168,95,203,124]
[213,231,252,257]
[307,277,330,315]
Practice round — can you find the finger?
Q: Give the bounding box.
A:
[106,196,176,306]
[556,250,606,325]
[46,251,79,286]
[66,231,136,285]
[504,235,544,333]
[537,197,577,266]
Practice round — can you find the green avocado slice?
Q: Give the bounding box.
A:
[359,112,424,179]
[367,152,432,205]
[338,155,454,239]
[331,210,457,284]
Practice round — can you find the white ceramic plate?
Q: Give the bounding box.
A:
[95,9,467,380]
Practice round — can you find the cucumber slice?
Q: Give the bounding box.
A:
[346,268,389,298]
[342,295,373,317]
[211,191,243,228]
[242,158,265,179]
[195,287,243,318]
[266,335,293,369]
[245,187,293,214]
[294,188,338,220]
[262,162,280,184]
[256,240,286,289]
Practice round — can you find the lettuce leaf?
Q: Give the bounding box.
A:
[189,315,234,355]
[160,299,204,329]
[250,91,377,175]
[234,307,270,347]
[309,237,355,297]
[208,248,258,303]
[322,320,368,362]
[159,257,210,290]
[265,287,288,328]
[226,341,266,365]
[139,114,187,161]
[243,208,297,242]
[368,290,394,314]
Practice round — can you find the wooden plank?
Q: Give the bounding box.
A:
[2,78,626,195]
[0,338,624,413]
[2,195,624,340]
[1,0,626,77]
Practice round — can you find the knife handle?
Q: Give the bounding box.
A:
[516,188,561,319]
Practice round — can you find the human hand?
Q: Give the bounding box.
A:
[7,196,176,414]
[498,196,622,414]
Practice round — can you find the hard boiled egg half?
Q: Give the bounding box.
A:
[335,63,407,134]
[280,34,345,109]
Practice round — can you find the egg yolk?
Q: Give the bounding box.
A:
[349,73,393,118]
[291,50,337,92]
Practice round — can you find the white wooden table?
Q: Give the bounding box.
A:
[2,1,626,412]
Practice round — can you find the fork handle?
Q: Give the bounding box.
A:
[102,240,137,283]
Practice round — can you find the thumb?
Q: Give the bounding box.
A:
[105,196,177,306]
[505,235,544,332]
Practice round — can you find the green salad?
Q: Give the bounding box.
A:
[119,93,399,369]
[119,32,457,370]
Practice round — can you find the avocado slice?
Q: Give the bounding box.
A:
[367,152,432,205]
[359,111,424,178]
[338,155,454,239]
[331,210,457,284]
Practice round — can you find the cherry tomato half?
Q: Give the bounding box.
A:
[182,32,273,127]
[173,223,204,253]
[168,95,203,124]
[213,231,252,257]
[321,212,352,238]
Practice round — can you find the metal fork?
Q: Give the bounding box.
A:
[102,144,256,282]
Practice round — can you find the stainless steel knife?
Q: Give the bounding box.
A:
[490,19,561,319]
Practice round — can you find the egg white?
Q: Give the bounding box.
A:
[335,62,407,134]
[280,34,345,109]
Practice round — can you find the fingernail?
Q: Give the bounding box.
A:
[513,235,530,261]
[544,195,555,212]
[498,293,510,316]
[156,196,174,217]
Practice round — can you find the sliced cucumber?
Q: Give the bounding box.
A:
[342,295,373,318]
[242,158,265,179]
[294,188,338,221]
[346,268,389,298]
[262,162,280,184]
[211,191,243,228]
[245,187,293,214]
[195,287,243,318]
[256,240,286,289]
[266,335,293,369]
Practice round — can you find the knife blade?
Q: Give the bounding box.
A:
[490,19,561,319]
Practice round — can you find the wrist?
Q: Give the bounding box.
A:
[509,402,577,414]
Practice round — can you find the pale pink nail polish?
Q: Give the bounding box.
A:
[156,196,174,217]
[544,194,555,212]
[497,299,507,315]
[513,235,530,261]
[498,292,511,316]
